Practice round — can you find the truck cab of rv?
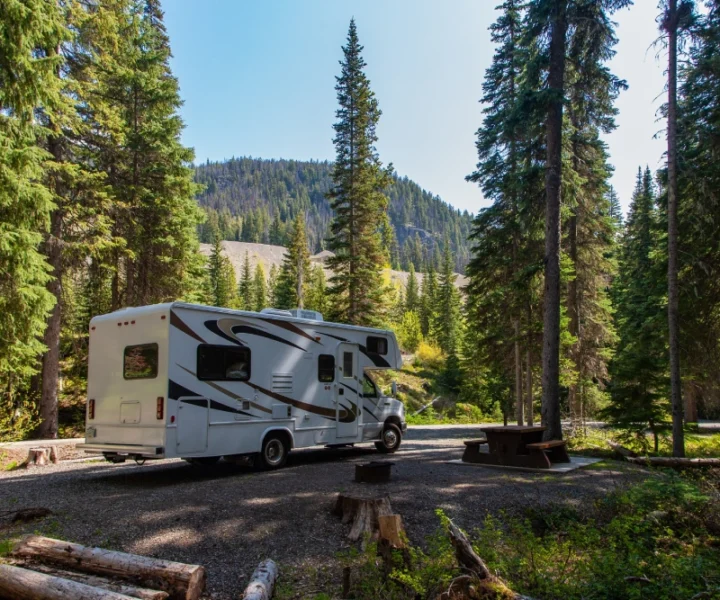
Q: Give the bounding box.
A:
[81,302,407,468]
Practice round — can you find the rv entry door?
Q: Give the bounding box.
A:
[336,343,360,438]
[176,397,209,454]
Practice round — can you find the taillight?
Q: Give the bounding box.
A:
[156,397,164,420]
[88,399,95,420]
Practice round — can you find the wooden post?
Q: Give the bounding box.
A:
[0,564,137,600]
[12,535,206,600]
[241,559,278,600]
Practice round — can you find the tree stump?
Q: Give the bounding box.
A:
[333,494,393,546]
[27,447,58,466]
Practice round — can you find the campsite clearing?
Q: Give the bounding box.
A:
[0,425,644,600]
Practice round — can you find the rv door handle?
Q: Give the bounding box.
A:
[338,388,344,396]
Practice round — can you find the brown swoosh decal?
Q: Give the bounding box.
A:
[264,318,321,344]
[177,365,271,414]
[171,311,205,343]
[246,381,356,423]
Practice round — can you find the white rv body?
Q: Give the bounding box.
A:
[81,303,406,464]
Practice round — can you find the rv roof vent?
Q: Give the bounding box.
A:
[289,309,324,322]
[260,308,293,317]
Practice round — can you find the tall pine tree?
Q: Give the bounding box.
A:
[275,212,312,309]
[326,19,392,326]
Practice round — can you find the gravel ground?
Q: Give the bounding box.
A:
[0,425,645,599]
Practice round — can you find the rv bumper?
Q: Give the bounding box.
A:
[78,443,165,459]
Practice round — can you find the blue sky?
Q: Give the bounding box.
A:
[164,1,668,215]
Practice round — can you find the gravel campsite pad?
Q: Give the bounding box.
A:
[0,426,645,599]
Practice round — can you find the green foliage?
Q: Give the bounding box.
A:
[207,232,238,308]
[274,212,312,309]
[396,311,423,353]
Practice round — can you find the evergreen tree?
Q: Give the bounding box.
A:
[419,264,438,339]
[267,263,278,307]
[605,168,668,451]
[433,240,462,356]
[253,263,267,311]
[306,265,329,315]
[0,0,67,438]
[238,251,252,310]
[99,0,203,310]
[207,233,237,308]
[275,213,312,309]
[405,264,420,313]
[326,20,392,326]
[397,311,423,353]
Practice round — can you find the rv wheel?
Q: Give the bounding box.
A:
[375,423,402,454]
[257,433,289,470]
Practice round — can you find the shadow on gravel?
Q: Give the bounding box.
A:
[88,445,379,489]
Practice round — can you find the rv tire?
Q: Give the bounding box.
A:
[184,456,221,466]
[257,433,289,470]
[375,423,402,454]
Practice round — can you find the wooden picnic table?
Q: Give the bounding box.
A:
[462,425,570,469]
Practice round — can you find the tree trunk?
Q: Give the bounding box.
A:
[11,536,206,600]
[626,456,720,468]
[665,0,685,457]
[0,564,137,600]
[541,0,568,442]
[241,559,278,600]
[567,211,580,434]
[514,320,523,425]
[526,305,534,426]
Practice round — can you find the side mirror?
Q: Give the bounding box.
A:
[391,381,397,398]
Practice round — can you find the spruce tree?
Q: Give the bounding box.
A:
[98,0,203,310]
[305,265,329,315]
[275,212,312,309]
[605,168,668,451]
[253,263,267,311]
[0,0,66,438]
[326,19,392,326]
[405,264,420,313]
[433,240,462,356]
[419,264,438,339]
[238,251,252,310]
[267,264,278,307]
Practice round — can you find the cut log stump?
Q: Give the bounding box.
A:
[241,559,278,600]
[378,514,406,549]
[0,564,137,600]
[11,535,205,600]
[333,494,393,546]
[27,447,58,466]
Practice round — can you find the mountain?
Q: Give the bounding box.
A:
[194,157,473,272]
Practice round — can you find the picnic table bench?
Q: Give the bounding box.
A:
[461,426,570,469]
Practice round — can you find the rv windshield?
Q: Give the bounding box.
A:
[362,373,378,398]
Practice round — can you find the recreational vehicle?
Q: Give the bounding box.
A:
[80,303,407,469]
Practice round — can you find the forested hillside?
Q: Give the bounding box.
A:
[194,157,473,272]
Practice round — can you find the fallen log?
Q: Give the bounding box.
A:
[0,564,137,600]
[12,562,168,599]
[333,494,393,546]
[11,535,205,600]
[445,517,535,600]
[626,456,720,468]
[241,559,278,600]
[607,441,637,458]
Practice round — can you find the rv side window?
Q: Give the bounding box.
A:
[366,336,388,355]
[362,375,378,398]
[343,352,354,378]
[318,355,335,382]
[123,344,159,380]
[197,345,251,381]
